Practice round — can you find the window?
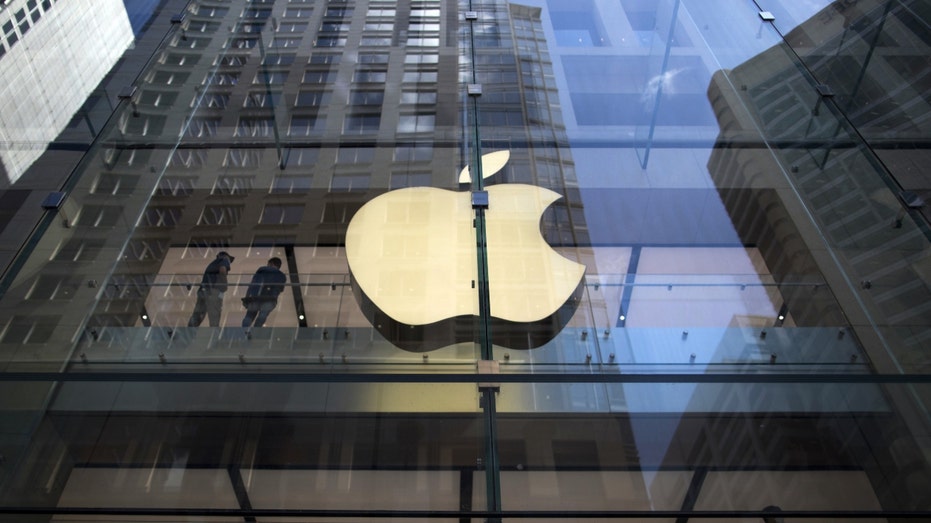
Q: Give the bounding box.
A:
[397,114,435,133]
[261,205,305,224]
[390,171,432,189]
[321,202,363,223]
[2,315,58,344]
[217,55,247,67]
[199,206,244,226]
[404,53,439,64]
[361,37,392,46]
[157,176,196,195]
[224,149,264,168]
[289,116,323,136]
[53,238,105,262]
[314,36,347,47]
[394,145,433,162]
[262,54,296,66]
[400,91,437,105]
[93,174,138,195]
[235,118,275,137]
[213,176,254,195]
[304,71,336,84]
[330,174,370,192]
[253,71,288,84]
[353,71,387,83]
[284,7,313,18]
[271,175,313,194]
[344,115,381,134]
[269,37,301,48]
[349,91,384,106]
[278,23,308,33]
[75,205,123,228]
[142,206,183,227]
[203,92,230,109]
[244,91,283,108]
[402,71,437,83]
[283,148,319,167]
[295,91,330,107]
[309,54,340,65]
[337,147,375,164]
[359,53,389,64]
[229,37,258,49]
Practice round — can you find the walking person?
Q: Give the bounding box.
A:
[188,251,235,327]
[241,257,288,335]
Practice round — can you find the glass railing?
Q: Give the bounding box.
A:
[27,271,868,373]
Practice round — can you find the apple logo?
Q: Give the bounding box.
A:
[345,151,585,352]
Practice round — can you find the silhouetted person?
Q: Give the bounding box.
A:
[241,257,287,334]
[188,251,234,327]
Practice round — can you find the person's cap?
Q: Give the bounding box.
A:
[217,251,235,262]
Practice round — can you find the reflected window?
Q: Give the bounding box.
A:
[330,174,370,192]
[1,315,58,344]
[349,90,384,106]
[253,71,288,84]
[142,206,183,227]
[404,53,438,64]
[361,37,392,46]
[271,175,312,194]
[244,91,283,108]
[289,116,324,136]
[390,171,431,189]
[93,174,139,196]
[398,114,435,133]
[353,71,387,83]
[203,92,230,109]
[157,176,196,196]
[224,149,264,168]
[337,147,375,164]
[283,7,313,18]
[213,176,254,195]
[283,147,319,167]
[270,37,302,48]
[402,72,437,83]
[315,36,347,48]
[53,238,105,262]
[199,206,244,226]
[229,37,258,49]
[393,145,433,162]
[75,205,122,228]
[262,54,296,66]
[235,117,275,137]
[279,23,308,33]
[210,72,239,86]
[309,54,340,65]
[400,91,436,105]
[304,70,336,84]
[261,205,305,225]
[344,114,381,134]
[168,150,207,170]
[126,239,169,262]
[322,202,363,223]
[295,90,330,107]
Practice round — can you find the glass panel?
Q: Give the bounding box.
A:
[1,0,930,520]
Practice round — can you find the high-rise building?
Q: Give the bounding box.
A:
[0,0,929,519]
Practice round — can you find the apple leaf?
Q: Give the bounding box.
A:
[458,150,510,184]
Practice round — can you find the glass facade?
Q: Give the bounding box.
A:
[0,0,929,519]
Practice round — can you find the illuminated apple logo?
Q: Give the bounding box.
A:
[346,151,585,352]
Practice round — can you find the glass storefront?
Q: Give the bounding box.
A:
[0,0,929,519]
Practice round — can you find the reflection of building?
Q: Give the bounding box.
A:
[0,0,133,184]
[0,0,930,520]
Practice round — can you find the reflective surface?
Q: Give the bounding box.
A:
[0,0,930,519]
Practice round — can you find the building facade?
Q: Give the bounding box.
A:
[0,0,929,519]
